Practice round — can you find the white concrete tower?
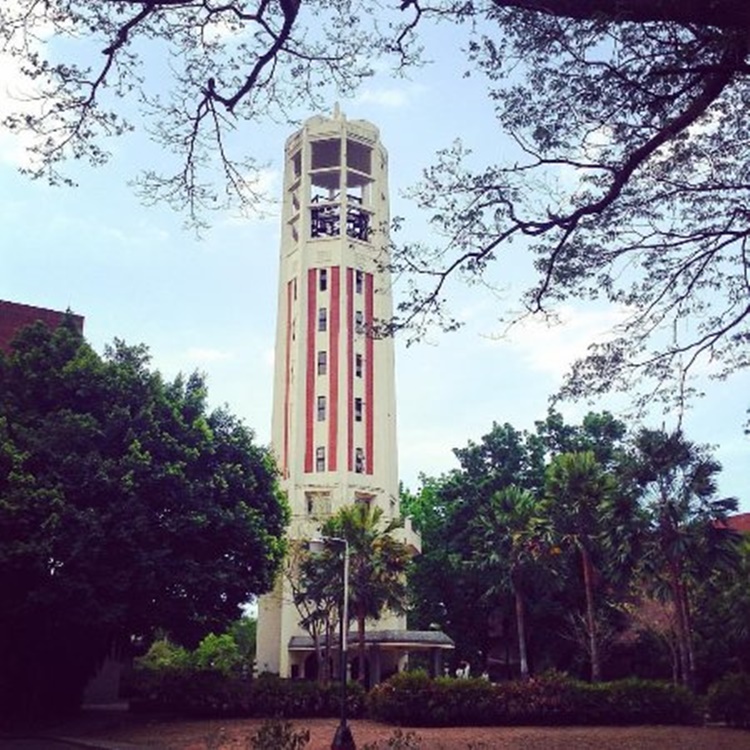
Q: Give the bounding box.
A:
[256,109,407,678]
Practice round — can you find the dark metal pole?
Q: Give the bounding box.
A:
[331,539,355,750]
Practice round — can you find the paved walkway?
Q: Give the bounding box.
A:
[0,737,152,749]
[0,704,151,750]
[0,739,147,749]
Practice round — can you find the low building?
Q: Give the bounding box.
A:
[0,299,84,353]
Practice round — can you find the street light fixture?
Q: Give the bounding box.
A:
[309,535,356,750]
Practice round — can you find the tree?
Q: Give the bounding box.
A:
[288,539,340,682]
[401,475,499,669]
[545,451,615,682]
[628,428,738,688]
[403,412,629,673]
[403,424,545,670]
[0,320,288,720]
[692,535,750,684]
[391,4,750,415]
[3,3,749,407]
[470,486,556,680]
[320,503,410,684]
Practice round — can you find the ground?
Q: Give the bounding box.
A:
[9,708,749,750]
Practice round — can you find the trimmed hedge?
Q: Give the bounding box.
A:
[707,673,750,728]
[367,671,701,727]
[124,667,702,726]
[123,669,366,718]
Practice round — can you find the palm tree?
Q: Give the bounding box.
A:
[322,503,410,684]
[471,486,555,680]
[630,428,738,688]
[545,451,615,682]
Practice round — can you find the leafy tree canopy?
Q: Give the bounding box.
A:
[402,410,629,672]
[2,2,749,411]
[0,320,288,720]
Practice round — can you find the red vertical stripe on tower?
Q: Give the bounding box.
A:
[365,273,374,475]
[346,268,354,472]
[329,267,340,471]
[304,269,317,473]
[283,280,293,477]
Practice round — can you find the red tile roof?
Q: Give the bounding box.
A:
[718,513,750,534]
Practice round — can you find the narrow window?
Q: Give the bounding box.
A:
[317,395,326,422]
[319,268,328,292]
[355,310,364,333]
[354,397,363,422]
[355,270,364,294]
[318,307,328,332]
[317,350,327,376]
[355,353,363,378]
[316,446,326,472]
[355,448,365,474]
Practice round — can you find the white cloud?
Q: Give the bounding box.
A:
[356,87,412,108]
[497,305,627,379]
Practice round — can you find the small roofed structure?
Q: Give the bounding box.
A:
[288,629,455,685]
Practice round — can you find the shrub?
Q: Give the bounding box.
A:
[125,669,366,719]
[192,633,243,676]
[134,637,190,671]
[249,673,366,718]
[249,719,310,750]
[123,666,252,716]
[368,672,701,727]
[361,728,423,749]
[708,673,750,728]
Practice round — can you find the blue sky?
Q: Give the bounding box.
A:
[1,20,747,512]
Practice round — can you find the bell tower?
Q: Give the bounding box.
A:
[256,109,405,677]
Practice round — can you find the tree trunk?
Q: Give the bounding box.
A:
[313,625,325,684]
[683,585,697,688]
[668,557,693,688]
[581,545,601,682]
[321,615,334,683]
[357,605,367,685]
[514,587,530,681]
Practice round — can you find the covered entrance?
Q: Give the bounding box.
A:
[288,629,454,687]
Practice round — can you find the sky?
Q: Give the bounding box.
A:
[0,15,747,513]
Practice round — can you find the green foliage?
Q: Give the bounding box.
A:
[317,503,411,683]
[629,428,739,687]
[126,670,366,719]
[249,719,310,750]
[367,672,701,727]
[229,616,258,665]
[0,322,287,721]
[693,538,750,684]
[135,637,191,671]
[192,633,243,675]
[545,450,621,682]
[707,673,750,728]
[470,485,557,679]
[405,411,639,677]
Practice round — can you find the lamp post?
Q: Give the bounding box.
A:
[309,536,356,750]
